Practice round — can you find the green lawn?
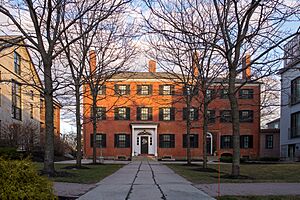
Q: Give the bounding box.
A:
[166,163,300,184]
[35,163,123,184]
[219,196,300,200]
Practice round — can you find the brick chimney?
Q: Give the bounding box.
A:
[192,51,199,77]
[149,60,156,73]
[242,53,251,80]
[89,50,96,74]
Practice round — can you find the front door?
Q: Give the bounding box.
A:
[288,144,296,160]
[141,136,149,154]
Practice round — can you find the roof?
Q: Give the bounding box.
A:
[0,35,24,50]
[266,118,280,125]
[109,71,261,84]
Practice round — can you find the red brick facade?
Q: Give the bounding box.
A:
[83,61,260,160]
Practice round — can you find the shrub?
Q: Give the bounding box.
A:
[0,147,21,159]
[0,158,57,199]
[219,156,247,163]
[259,157,280,162]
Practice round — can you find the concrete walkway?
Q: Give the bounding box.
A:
[78,161,214,200]
[195,183,300,197]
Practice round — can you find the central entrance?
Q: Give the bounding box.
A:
[131,123,158,157]
[141,136,149,154]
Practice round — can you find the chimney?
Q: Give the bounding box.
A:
[242,53,251,80]
[89,50,96,74]
[192,51,199,77]
[149,60,156,73]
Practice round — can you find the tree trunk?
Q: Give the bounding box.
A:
[92,93,97,164]
[186,98,191,165]
[228,70,240,177]
[43,59,55,175]
[202,101,208,169]
[75,84,82,168]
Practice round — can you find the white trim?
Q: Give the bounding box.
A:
[207,132,213,155]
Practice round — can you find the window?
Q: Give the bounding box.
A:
[239,110,253,122]
[115,107,130,120]
[115,84,130,95]
[291,77,300,104]
[220,135,233,149]
[30,90,34,100]
[207,110,216,123]
[159,134,175,148]
[265,135,273,149]
[291,111,300,138]
[14,51,21,75]
[30,104,33,119]
[137,107,152,121]
[206,89,215,100]
[96,107,106,120]
[183,134,199,148]
[183,85,198,95]
[90,133,106,148]
[97,85,106,95]
[183,108,198,121]
[159,85,174,95]
[220,89,229,99]
[220,110,231,122]
[240,135,253,148]
[115,134,130,148]
[239,89,253,99]
[159,107,175,121]
[12,80,21,120]
[137,85,152,95]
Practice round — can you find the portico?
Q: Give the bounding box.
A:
[131,123,158,156]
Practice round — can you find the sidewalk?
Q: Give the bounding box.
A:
[195,183,300,197]
[78,161,215,200]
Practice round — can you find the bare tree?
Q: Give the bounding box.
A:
[209,0,300,177]
[83,8,137,164]
[0,0,104,175]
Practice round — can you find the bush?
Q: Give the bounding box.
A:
[220,156,247,163]
[0,147,21,159]
[0,158,57,199]
[259,157,280,162]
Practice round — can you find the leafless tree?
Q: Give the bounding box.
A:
[209,0,300,177]
[83,8,137,164]
[0,0,106,175]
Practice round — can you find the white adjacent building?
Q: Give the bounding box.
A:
[280,34,300,161]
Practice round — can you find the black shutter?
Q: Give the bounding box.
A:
[249,135,253,148]
[170,108,175,121]
[114,108,119,120]
[114,134,118,147]
[102,134,106,148]
[137,85,141,95]
[183,108,187,120]
[149,85,153,95]
[90,134,93,147]
[183,135,187,148]
[171,85,175,95]
[137,107,141,120]
[126,85,130,95]
[102,107,106,120]
[114,84,118,95]
[249,111,254,122]
[159,108,163,121]
[149,107,153,120]
[159,85,163,95]
[220,136,224,149]
[126,135,130,148]
[126,107,130,120]
[240,136,244,148]
[230,136,233,148]
[194,108,199,120]
[171,134,175,148]
[159,135,163,148]
[193,135,199,148]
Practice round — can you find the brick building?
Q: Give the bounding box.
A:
[83,54,261,160]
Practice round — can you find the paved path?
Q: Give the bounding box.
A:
[54,182,95,198]
[78,161,214,200]
[195,183,300,197]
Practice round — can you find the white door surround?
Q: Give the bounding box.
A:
[131,123,158,156]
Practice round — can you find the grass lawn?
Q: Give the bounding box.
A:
[166,163,300,184]
[219,196,300,200]
[35,163,123,184]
